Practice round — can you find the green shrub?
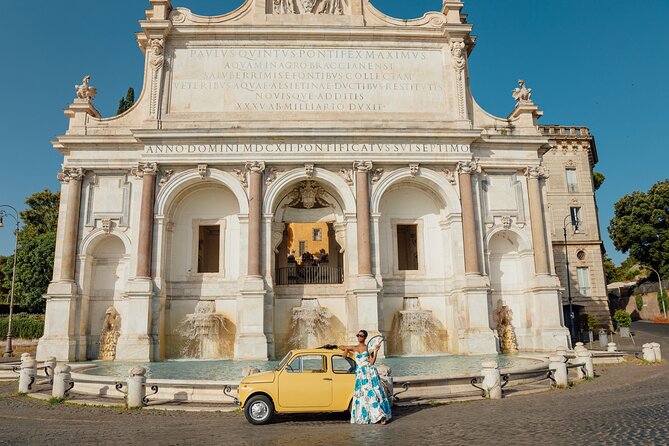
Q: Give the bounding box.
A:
[613,310,632,328]
[635,295,644,311]
[0,314,44,339]
[658,291,669,314]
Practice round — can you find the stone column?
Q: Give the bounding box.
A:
[36,168,85,362]
[457,161,481,275]
[354,161,373,276]
[525,166,551,275]
[236,162,268,360]
[115,163,158,362]
[247,162,265,277]
[58,168,86,282]
[133,163,158,279]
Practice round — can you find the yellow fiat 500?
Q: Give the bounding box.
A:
[238,348,356,425]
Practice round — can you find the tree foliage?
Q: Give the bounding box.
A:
[1,190,60,313]
[608,180,669,278]
[116,87,135,114]
[593,171,605,191]
[603,254,622,284]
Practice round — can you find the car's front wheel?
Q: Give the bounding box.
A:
[244,395,275,425]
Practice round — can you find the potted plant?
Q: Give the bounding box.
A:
[613,309,632,337]
[578,313,598,343]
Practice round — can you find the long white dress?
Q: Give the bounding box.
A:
[350,351,393,424]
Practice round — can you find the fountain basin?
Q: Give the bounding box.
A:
[68,354,547,404]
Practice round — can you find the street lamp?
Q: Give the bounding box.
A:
[563,214,581,346]
[0,205,19,358]
[641,265,666,319]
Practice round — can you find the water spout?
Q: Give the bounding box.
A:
[179,301,232,359]
[288,298,333,349]
[390,297,446,356]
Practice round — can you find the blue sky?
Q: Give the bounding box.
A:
[0,0,667,264]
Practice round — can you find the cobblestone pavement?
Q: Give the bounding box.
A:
[0,322,667,446]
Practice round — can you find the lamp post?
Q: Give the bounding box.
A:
[0,205,19,358]
[642,265,666,319]
[563,214,580,346]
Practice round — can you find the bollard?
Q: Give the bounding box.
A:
[575,350,594,379]
[481,360,502,400]
[598,329,609,350]
[18,357,37,394]
[549,356,569,388]
[607,342,617,352]
[127,366,147,409]
[651,343,662,362]
[52,365,72,399]
[44,357,57,377]
[642,344,656,362]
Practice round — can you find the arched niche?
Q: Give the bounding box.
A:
[82,235,128,360]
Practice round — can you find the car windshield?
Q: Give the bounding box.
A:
[275,351,293,371]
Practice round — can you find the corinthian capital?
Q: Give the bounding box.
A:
[456,159,481,175]
[245,161,266,173]
[524,165,549,180]
[57,166,86,183]
[131,162,159,179]
[353,161,373,173]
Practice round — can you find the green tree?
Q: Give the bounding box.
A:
[593,171,605,191]
[116,87,135,114]
[0,256,8,302]
[609,180,669,278]
[603,254,622,284]
[1,190,60,313]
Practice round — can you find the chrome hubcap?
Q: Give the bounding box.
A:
[250,401,268,420]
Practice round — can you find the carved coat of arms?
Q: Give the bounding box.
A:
[287,181,331,209]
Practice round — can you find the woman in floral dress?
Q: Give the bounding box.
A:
[340,330,392,425]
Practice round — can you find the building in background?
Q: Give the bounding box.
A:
[541,126,611,331]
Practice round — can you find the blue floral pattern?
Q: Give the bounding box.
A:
[350,351,392,424]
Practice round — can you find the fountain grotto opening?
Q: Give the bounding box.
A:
[82,235,128,361]
[378,182,451,356]
[272,180,348,355]
[163,183,241,360]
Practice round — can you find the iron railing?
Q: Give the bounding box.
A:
[275,266,344,285]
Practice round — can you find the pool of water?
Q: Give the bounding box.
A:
[80,354,542,381]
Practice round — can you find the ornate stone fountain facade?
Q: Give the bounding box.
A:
[35,0,614,363]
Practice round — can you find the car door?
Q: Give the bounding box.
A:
[278,354,333,409]
[331,354,356,411]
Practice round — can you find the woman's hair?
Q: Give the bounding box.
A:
[358,329,368,339]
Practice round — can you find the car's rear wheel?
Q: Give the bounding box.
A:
[244,395,274,425]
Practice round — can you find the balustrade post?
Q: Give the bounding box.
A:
[642,343,656,362]
[18,356,37,394]
[481,360,502,399]
[127,366,147,409]
[549,355,568,388]
[52,365,72,399]
[651,342,662,362]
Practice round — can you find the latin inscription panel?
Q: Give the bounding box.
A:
[168,47,448,114]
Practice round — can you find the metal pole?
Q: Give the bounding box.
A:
[564,216,575,347]
[1,205,20,358]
